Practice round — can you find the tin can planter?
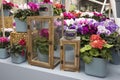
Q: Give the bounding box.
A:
[64,29,77,40]
[85,58,107,77]
[37,49,49,62]
[115,0,120,18]
[11,54,26,64]
[15,18,27,32]
[110,48,120,65]
[0,48,9,59]
[39,4,53,16]
[0,9,10,16]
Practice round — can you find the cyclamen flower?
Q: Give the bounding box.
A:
[3,0,14,9]
[19,39,26,46]
[28,2,39,12]
[0,37,8,43]
[40,29,49,38]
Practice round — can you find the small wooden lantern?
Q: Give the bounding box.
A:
[0,16,13,30]
[27,16,63,69]
[60,37,80,71]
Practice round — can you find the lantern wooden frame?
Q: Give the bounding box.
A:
[60,37,80,71]
[27,16,63,69]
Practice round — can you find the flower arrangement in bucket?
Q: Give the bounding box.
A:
[80,34,113,64]
[33,28,49,62]
[1,0,14,16]
[0,37,9,59]
[9,39,26,63]
[34,28,49,53]
[12,2,39,21]
[9,39,26,56]
[11,2,39,32]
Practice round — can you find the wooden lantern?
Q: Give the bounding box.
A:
[27,16,63,69]
[0,16,13,31]
[60,37,80,71]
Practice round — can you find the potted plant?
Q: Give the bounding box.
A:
[105,32,120,65]
[11,2,39,32]
[0,36,9,59]
[0,0,14,16]
[80,34,113,77]
[33,28,49,62]
[9,39,26,64]
[39,0,53,16]
[53,2,65,16]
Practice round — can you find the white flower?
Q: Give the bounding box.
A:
[18,4,30,10]
[81,12,94,17]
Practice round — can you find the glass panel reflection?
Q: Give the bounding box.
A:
[64,44,75,65]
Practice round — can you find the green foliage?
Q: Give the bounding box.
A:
[80,44,113,64]
[9,44,26,56]
[14,9,39,21]
[33,37,49,55]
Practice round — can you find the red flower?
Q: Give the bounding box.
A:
[90,40,106,49]
[21,50,25,56]
[90,34,106,49]
[90,34,102,41]
[19,39,26,46]
[43,0,50,3]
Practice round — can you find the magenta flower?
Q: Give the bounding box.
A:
[40,29,49,38]
[0,37,9,48]
[28,2,39,12]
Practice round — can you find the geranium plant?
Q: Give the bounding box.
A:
[9,39,26,56]
[0,37,9,48]
[2,0,14,10]
[53,2,65,15]
[80,34,113,64]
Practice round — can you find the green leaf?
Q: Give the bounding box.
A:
[104,44,113,48]
[80,45,92,53]
[83,56,92,64]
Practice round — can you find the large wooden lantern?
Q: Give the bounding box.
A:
[27,16,63,69]
[60,37,80,71]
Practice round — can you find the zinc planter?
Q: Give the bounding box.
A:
[11,54,26,64]
[110,49,120,65]
[115,0,120,18]
[37,49,49,62]
[15,18,27,32]
[0,9,10,16]
[0,48,9,59]
[85,58,107,77]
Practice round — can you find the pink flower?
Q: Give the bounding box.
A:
[0,37,8,43]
